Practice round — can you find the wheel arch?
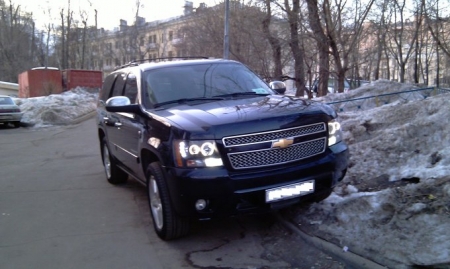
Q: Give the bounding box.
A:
[141,148,162,178]
[98,128,106,158]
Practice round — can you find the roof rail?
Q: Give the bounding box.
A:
[114,56,209,70]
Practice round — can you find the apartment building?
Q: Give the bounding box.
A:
[88,2,204,74]
[90,16,189,74]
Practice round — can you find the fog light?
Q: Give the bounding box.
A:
[195,199,207,211]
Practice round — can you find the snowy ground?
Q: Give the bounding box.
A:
[286,81,450,269]
[12,82,450,268]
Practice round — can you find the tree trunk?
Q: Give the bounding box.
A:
[305,0,329,96]
[262,0,282,80]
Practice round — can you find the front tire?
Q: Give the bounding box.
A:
[146,162,190,240]
[101,138,128,185]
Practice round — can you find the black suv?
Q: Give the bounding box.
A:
[97,58,349,240]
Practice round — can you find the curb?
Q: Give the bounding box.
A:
[71,111,96,125]
[276,214,388,269]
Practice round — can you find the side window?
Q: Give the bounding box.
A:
[124,74,138,103]
[112,73,127,97]
[100,74,118,101]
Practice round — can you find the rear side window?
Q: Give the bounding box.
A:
[100,74,117,101]
[112,73,127,97]
[123,74,138,103]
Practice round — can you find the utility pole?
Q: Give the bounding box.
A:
[223,0,230,59]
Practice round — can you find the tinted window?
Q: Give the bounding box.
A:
[124,74,138,103]
[112,73,127,97]
[143,63,272,105]
[100,74,117,101]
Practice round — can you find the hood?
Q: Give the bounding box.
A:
[150,95,335,138]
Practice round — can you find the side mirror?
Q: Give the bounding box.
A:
[106,96,131,107]
[269,81,286,95]
[105,96,142,115]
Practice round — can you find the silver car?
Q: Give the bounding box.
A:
[0,95,22,128]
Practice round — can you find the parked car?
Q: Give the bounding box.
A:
[0,95,22,128]
[97,58,349,240]
[311,78,351,94]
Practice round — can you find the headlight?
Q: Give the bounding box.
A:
[328,119,343,146]
[174,140,223,168]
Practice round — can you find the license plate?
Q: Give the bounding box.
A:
[265,180,315,203]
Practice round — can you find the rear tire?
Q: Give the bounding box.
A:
[13,121,20,128]
[101,138,128,185]
[146,162,190,240]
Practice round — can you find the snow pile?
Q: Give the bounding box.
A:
[15,87,98,127]
[285,81,450,269]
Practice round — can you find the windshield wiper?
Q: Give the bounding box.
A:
[154,97,224,108]
[213,92,269,98]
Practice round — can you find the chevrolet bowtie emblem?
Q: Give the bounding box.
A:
[272,138,294,149]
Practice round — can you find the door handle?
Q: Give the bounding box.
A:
[114,122,123,127]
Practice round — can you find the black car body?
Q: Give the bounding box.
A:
[97,58,349,240]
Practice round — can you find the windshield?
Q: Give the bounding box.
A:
[143,62,273,106]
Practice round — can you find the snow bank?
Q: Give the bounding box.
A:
[286,80,450,268]
[15,87,98,127]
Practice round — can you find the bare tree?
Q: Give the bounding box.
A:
[321,0,374,92]
[262,0,283,81]
[180,1,277,78]
[305,0,330,96]
[0,0,41,82]
[279,0,308,97]
[384,0,422,83]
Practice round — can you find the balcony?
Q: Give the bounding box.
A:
[146,43,159,50]
[171,38,184,47]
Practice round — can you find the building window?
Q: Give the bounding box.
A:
[169,31,173,41]
[115,41,119,49]
[140,36,144,46]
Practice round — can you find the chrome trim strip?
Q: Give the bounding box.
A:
[113,143,138,158]
[222,123,326,148]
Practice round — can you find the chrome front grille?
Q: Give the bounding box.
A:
[228,138,327,169]
[223,123,328,170]
[223,123,326,147]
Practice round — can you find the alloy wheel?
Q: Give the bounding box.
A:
[149,177,164,230]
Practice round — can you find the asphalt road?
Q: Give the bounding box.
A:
[0,118,348,269]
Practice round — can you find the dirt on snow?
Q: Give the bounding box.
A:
[283,80,450,269]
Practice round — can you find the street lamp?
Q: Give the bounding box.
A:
[223,0,229,59]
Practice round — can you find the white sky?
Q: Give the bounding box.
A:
[14,0,219,30]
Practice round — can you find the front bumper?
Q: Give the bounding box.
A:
[166,141,349,219]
